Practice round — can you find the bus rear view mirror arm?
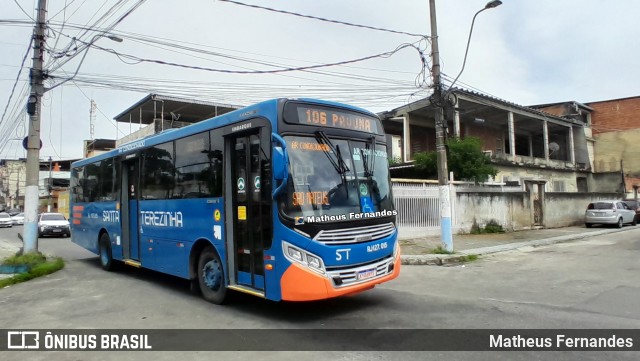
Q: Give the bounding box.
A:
[272,133,289,198]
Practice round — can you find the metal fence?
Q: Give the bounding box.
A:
[392,181,441,238]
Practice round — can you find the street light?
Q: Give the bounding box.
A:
[47,33,124,92]
[447,0,503,92]
[429,0,502,252]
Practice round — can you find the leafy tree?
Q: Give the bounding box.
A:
[413,136,497,182]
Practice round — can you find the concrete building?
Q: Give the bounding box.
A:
[0,158,76,213]
[0,159,26,211]
[381,88,595,193]
[535,96,640,198]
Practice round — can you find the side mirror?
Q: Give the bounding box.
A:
[273,146,287,181]
[271,134,289,198]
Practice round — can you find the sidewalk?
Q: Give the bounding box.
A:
[400,226,638,265]
[0,231,21,280]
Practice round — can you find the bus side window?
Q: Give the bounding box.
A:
[209,128,224,198]
[141,142,175,200]
[174,132,210,199]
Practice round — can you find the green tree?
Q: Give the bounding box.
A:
[413,137,497,182]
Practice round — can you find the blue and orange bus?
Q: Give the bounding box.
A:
[70,98,400,304]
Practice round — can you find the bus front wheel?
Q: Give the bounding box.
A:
[197,246,227,304]
[99,233,114,271]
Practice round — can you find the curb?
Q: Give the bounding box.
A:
[400,226,637,266]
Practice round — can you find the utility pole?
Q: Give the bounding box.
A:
[429,0,453,252]
[23,0,48,253]
[48,156,53,212]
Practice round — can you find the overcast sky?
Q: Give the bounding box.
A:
[1,0,638,160]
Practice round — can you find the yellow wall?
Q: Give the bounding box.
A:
[57,191,70,219]
[594,128,640,176]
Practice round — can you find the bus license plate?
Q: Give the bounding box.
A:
[357,268,376,280]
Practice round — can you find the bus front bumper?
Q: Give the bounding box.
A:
[280,252,401,301]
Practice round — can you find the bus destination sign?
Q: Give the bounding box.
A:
[291,106,380,134]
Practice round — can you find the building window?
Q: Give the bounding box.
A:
[553,180,566,192]
[576,177,588,192]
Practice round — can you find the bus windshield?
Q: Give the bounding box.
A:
[280,134,394,220]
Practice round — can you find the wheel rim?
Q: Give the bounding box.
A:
[100,242,109,266]
[202,258,222,291]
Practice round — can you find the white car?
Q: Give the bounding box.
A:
[38,212,71,237]
[0,212,12,228]
[585,200,637,228]
[11,212,24,225]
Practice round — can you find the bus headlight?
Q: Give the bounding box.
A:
[306,254,322,271]
[287,247,303,262]
[283,241,326,275]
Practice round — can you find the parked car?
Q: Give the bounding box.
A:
[10,212,24,225]
[38,212,71,237]
[585,200,637,228]
[622,200,640,222]
[6,209,21,217]
[0,212,12,228]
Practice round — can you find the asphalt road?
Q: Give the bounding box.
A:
[0,226,639,361]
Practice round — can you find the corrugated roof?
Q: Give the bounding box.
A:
[384,87,580,125]
[113,93,243,125]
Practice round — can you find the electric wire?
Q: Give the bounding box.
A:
[48,20,424,76]
[11,0,35,21]
[45,0,125,69]
[47,0,147,73]
[46,29,419,90]
[0,36,33,129]
[65,40,424,76]
[48,0,79,22]
[217,0,425,37]
[65,75,129,137]
[47,91,62,158]
[47,0,71,70]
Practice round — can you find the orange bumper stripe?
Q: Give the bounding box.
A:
[280,253,401,301]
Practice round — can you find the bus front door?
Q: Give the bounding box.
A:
[121,158,140,261]
[227,132,268,292]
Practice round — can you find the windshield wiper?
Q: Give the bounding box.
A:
[361,136,377,178]
[315,131,350,175]
[315,131,350,199]
[369,136,376,176]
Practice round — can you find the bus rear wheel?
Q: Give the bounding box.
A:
[197,246,227,304]
[99,233,114,271]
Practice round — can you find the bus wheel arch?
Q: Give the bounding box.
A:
[98,231,114,271]
[192,240,228,304]
[189,239,213,281]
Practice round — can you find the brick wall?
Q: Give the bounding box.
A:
[624,175,640,197]
[463,123,504,153]
[588,96,640,135]
[585,96,640,175]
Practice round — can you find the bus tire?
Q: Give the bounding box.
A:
[99,233,114,271]
[197,246,227,304]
